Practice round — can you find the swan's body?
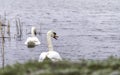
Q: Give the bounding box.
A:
[25,27,40,46]
[25,37,40,45]
[39,30,62,62]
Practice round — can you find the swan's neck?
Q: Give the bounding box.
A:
[47,34,53,51]
[31,30,35,37]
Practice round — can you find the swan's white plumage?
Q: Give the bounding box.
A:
[25,27,40,45]
[24,37,40,45]
[38,52,47,62]
[39,51,62,62]
[39,30,62,62]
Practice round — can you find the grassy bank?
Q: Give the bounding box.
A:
[0,57,120,75]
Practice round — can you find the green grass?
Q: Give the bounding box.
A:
[0,57,120,75]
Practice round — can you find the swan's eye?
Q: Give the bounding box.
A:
[53,32,56,36]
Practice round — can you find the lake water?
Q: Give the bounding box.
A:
[0,0,120,66]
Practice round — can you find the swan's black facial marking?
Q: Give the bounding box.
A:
[53,32,56,36]
[53,32,58,40]
[34,29,37,36]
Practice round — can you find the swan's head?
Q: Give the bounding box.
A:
[47,30,58,40]
[31,26,37,36]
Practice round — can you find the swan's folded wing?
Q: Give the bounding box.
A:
[33,37,41,45]
[25,37,40,45]
[47,51,62,62]
[38,52,47,62]
[24,37,32,45]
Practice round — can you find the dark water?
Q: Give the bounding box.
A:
[0,0,120,66]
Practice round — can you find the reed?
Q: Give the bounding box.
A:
[1,19,5,69]
[1,32,5,69]
[7,21,10,36]
[0,21,2,35]
[16,19,19,35]
[18,18,23,38]
[0,13,10,69]
[15,18,23,40]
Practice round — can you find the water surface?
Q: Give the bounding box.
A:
[0,0,120,66]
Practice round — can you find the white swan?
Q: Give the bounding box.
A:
[39,30,62,62]
[25,27,41,47]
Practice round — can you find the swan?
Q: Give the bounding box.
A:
[25,26,41,47]
[39,30,62,62]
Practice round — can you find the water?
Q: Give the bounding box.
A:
[0,0,120,66]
